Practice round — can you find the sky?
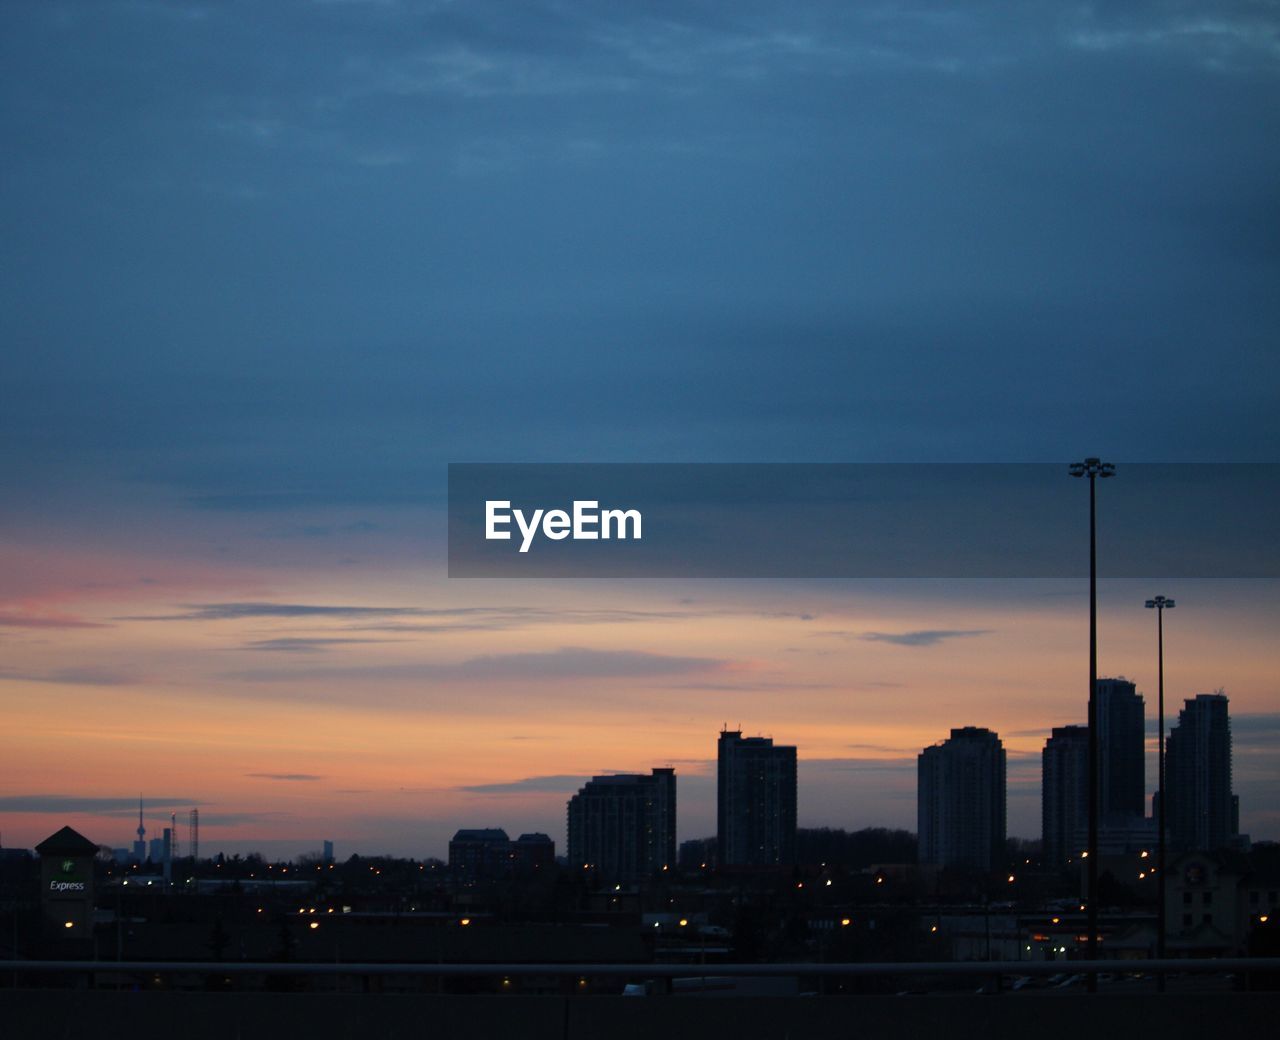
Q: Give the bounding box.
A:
[1,0,1278,859]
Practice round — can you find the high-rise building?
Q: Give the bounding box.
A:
[1095,678,1146,824]
[1040,679,1149,867]
[918,727,1006,871]
[567,769,676,879]
[717,730,797,867]
[1166,693,1238,852]
[1042,724,1088,866]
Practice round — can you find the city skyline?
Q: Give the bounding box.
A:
[3,655,1270,862]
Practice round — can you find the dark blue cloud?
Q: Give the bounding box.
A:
[458,775,588,795]
[0,795,197,814]
[2,1,1277,516]
[859,629,990,647]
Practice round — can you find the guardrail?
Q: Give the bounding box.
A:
[3,957,1278,977]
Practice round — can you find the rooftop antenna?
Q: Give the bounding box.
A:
[137,796,145,845]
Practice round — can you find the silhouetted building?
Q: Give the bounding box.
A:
[1041,679,1150,866]
[918,727,1006,871]
[1165,845,1280,956]
[679,837,716,871]
[322,839,334,864]
[1167,693,1238,852]
[567,769,676,879]
[449,828,513,878]
[717,729,797,867]
[36,826,97,938]
[1042,724,1088,866]
[1096,677,1146,824]
[513,833,555,873]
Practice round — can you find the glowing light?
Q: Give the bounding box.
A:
[841,918,852,927]
[63,921,73,929]
[679,919,688,927]
[309,922,319,930]
[459,918,471,926]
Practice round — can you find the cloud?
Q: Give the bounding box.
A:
[245,773,325,782]
[0,611,107,629]
[0,666,136,686]
[1231,712,1280,735]
[223,646,733,684]
[119,602,422,622]
[237,637,398,653]
[859,629,990,647]
[668,679,833,692]
[458,774,588,795]
[117,602,715,634]
[0,795,196,814]
[844,742,917,754]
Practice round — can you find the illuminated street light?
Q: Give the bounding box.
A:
[1070,456,1115,990]
[1145,593,1175,986]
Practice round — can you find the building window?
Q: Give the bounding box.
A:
[1183,913,1192,926]
[1203,892,1212,906]
[1203,913,1212,924]
[1251,891,1260,905]
[1183,892,1192,905]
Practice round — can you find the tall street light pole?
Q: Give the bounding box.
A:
[1145,594,1175,986]
[1070,457,1114,988]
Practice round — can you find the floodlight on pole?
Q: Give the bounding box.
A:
[1070,457,1114,991]
[1146,594,1175,989]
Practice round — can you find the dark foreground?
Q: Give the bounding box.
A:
[4,989,1278,1040]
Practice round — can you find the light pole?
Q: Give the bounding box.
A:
[1070,457,1114,988]
[1145,594,1174,985]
